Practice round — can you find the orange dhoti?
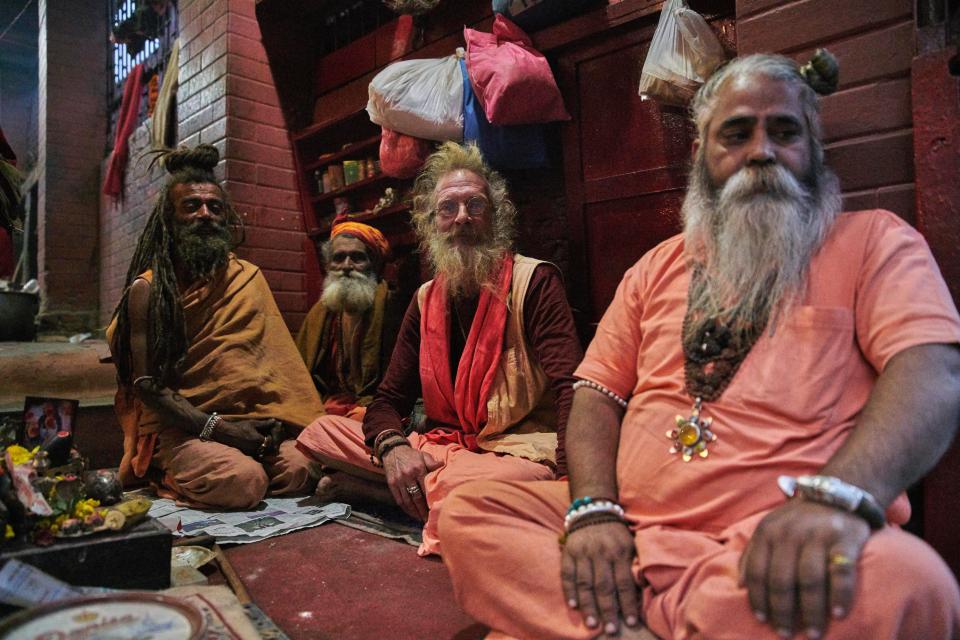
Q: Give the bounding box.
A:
[296,415,553,556]
[439,479,960,640]
[153,430,318,510]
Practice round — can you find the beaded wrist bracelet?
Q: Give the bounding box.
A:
[567,495,618,514]
[377,437,410,462]
[369,429,407,467]
[572,379,628,409]
[564,499,626,531]
[558,513,627,545]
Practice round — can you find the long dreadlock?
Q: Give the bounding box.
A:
[111,144,244,387]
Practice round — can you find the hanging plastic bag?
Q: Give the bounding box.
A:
[461,58,548,170]
[379,126,435,178]
[465,14,570,126]
[367,51,464,142]
[638,0,726,106]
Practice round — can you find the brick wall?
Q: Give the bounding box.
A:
[98,126,167,326]
[38,0,106,333]
[737,0,917,223]
[99,0,308,330]
[179,0,307,329]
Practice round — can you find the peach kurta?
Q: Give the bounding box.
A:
[439,210,960,639]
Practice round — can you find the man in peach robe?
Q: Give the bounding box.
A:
[439,54,960,639]
[108,145,323,509]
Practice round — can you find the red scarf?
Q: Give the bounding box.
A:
[419,253,513,450]
[103,64,145,197]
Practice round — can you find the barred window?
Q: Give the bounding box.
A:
[107,0,178,145]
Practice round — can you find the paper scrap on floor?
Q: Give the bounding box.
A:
[148,496,350,544]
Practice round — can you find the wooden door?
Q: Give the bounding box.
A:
[556,21,694,336]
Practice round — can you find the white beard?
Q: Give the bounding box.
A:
[320,270,378,314]
[682,156,841,333]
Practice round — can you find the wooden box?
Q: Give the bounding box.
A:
[0,518,172,591]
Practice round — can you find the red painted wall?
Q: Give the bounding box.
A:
[737,0,917,222]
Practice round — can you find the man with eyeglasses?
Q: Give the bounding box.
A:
[296,142,582,557]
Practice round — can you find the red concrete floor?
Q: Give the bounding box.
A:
[224,522,488,640]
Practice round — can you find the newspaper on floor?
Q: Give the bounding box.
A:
[148,495,351,544]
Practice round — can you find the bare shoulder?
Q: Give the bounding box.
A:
[128,278,152,323]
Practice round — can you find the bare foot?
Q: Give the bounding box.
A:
[315,471,394,506]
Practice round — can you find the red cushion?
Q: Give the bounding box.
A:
[465,15,570,126]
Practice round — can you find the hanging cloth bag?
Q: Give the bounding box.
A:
[379,126,435,178]
[464,14,570,126]
[638,0,726,106]
[367,51,464,142]
[461,58,548,170]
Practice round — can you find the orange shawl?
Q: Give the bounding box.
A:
[419,253,513,450]
[107,257,324,484]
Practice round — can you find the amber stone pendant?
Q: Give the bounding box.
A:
[667,397,717,461]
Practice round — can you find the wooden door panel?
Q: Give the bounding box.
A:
[583,190,683,315]
[577,44,693,182]
[558,20,694,330]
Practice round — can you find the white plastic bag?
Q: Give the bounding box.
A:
[367,51,464,142]
[638,0,726,106]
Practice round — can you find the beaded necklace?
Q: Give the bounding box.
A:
[667,268,768,461]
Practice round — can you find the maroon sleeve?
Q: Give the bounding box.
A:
[523,264,583,477]
[362,293,423,448]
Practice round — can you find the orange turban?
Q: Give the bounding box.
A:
[330,221,390,260]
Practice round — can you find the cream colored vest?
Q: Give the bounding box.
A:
[417,255,558,465]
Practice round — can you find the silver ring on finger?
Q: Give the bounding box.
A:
[405,484,421,495]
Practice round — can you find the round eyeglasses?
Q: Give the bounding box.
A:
[436,196,490,220]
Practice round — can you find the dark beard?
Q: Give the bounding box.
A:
[173,220,232,281]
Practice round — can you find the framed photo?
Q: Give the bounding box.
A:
[20,396,78,449]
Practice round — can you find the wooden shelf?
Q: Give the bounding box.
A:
[311,173,402,204]
[303,135,381,172]
[308,203,411,237]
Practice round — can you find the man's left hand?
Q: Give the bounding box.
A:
[739,499,871,639]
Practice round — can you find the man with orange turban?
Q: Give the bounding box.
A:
[296,221,400,420]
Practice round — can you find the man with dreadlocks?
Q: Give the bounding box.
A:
[107,145,324,509]
[438,52,960,639]
[296,142,582,557]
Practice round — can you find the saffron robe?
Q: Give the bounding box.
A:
[107,257,324,491]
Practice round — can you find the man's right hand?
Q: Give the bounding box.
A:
[382,444,441,522]
[214,418,282,457]
[561,521,642,636]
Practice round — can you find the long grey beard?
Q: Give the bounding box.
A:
[425,234,506,298]
[321,270,378,314]
[682,157,841,334]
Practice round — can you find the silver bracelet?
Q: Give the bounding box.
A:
[564,500,626,532]
[572,379,628,409]
[199,412,221,442]
[778,475,886,529]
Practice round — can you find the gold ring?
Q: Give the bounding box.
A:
[828,552,854,567]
